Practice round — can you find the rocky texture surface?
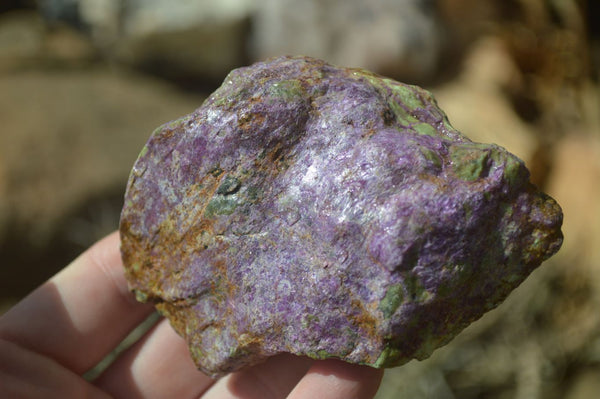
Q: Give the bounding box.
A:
[120,56,563,376]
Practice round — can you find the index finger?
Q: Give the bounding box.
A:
[0,231,154,374]
[287,359,383,399]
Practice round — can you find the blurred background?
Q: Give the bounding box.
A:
[0,0,598,397]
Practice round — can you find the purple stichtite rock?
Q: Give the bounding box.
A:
[120,56,563,377]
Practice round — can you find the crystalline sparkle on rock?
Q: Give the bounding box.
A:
[120,56,563,377]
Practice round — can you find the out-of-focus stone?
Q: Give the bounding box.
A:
[433,37,539,166]
[0,10,97,72]
[39,0,254,83]
[113,0,254,83]
[250,0,444,82]
[43,23,97,66]
[565,367,600,399]
[120,56,563,377]
[0,68,203,247]
[112,18,249,85]
[547,134,600,277]
[0,11,44,71]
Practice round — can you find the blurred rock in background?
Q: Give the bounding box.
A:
[0,1,205,298]
[250,0,447,84]
[0,67,203,297]
[1,0,599,398]
[35,0,459,85]
[38,0,254,87]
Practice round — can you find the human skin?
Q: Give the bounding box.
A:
[0,232,383,399]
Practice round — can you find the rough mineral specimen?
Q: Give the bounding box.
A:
[120,56,563,377]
